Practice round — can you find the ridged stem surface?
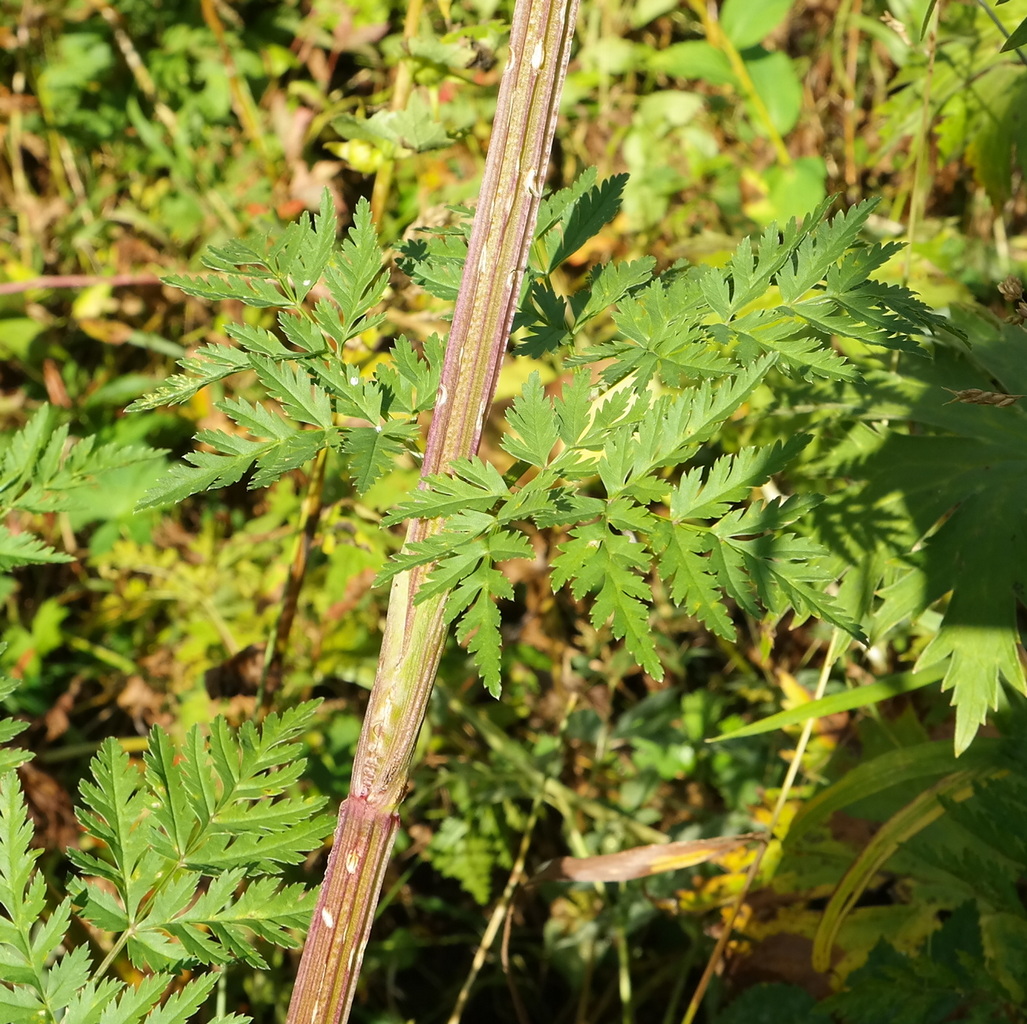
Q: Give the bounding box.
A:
[286,1,580,1021]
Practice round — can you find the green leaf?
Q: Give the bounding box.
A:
[669,437,812,520]
[787,738,1005,845]
[162,271,285,309]
[552,522,662,678]
[545,173,629,272]
[135,438,259,510]
[70,739,153,922]
[383,458,510,524]
[0,771,48,969]
[552,370,600,449]
[142,972,220,1024]
[720,0,795,49]
[126,345,250,411]
[320,197,389,341]
[382,334,444,414]
[650,523,736,639]
[649,40,735,86]
[723,531,866,640]
[581,275,736,388]
[81,973,169,1024]
[824,310,1027,750]
[0,671,29,774]
[342,421,418,493]
[915,499,1026,755]
[501,373,560,467]
[333,93,453,153]
[713,665,945,741]
[396,231,467,303]
[248,356,333,428]
[0,407,164,556]
[572,258,657,329]
[965,65,1027,207]
[745,50,802,135]
[446,562,512,697]
[1001,15,1027,51]
[0,528,73,571]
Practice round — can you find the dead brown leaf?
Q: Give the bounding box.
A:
[530,833,765,885]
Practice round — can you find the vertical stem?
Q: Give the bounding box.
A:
[903,2,939,285]
[256,446,329,709]
[686,0,791,166]
[369,0,424,228]
[680,630,847,1024]
[286,1,581,1022]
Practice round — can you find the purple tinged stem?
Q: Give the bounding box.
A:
[286,1,580,1022]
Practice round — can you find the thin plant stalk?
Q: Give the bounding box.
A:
[286,1,581,1021]
[447,692,578,1024]
[255,445,329,709]
[680,629,847,1024]
[369,0,424,227]
[686,0,790,166]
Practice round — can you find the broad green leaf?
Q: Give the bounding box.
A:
[649,40,735,86]
[745,50,802,135]
[720,0,795,49]
[821,310,1027,751]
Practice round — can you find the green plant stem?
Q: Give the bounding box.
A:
[903,2,939,284]
[975,0,1027,66]
[687,0,791,166]
[285,1,581,1021]
[447,692,579,1024]
[369,0,423,228]
[257,445,329,708]
[681,629,846,1024]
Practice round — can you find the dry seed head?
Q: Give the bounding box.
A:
[999,275,1024,302]
[943,387,1023,407]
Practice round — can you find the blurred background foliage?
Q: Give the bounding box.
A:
[2,0,1027,1021]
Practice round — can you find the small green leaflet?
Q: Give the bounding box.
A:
[0,703,331,1022]
[134,192,438,504]
[0,405,164,572]
[552,523,661,678]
